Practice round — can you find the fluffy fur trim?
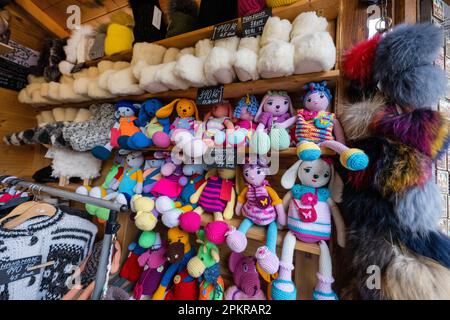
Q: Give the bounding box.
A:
[214,36,240,52]
[373,23,446,108]
[58,83,89,103]
[291,11,328,38]
[73,76,91,96]
[174,54,207,87]
[257,40,294,78]
[291,32,336,74]
[18,89,32,104]
[47,82,61,100]
[58,60,75,75]
[176,47,195,59]
[370,106,450,159]
[237,36,260,54]
[97,60,114,73]
[139,64,169,93]
[340,95,386,141]
[382,246,450,299]
[234,47,259,82]
[342,33,381,85]
[131,43,166,66]
[260,16,292,46]
[155,62,190,91]
[88,81,115,99]
[107,67,144,96]
[392,179,442,236]
[195,39,214,57]
[132,60,148,81]
[204,46,237,84]
[163,47,181,63]
[51,147,102,179]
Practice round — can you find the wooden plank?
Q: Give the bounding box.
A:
[295,251,319,300]
[15,0,69,38]
[394,0,417,24]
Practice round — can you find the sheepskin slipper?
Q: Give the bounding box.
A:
[131,43,167,81]
[74,67,99,96]
[139,64,170,93]
[174,39,213,87]
[290,11,328,39]
[257,40,295,78]
[108,67,145,96]
[204,37,240,84]
[87,61,116,99]
[234,36,261,82]
[260,16,292,46]
[51,147,102,180]
[155,61,190,91]
[98,61,130,90]
[291,32,336,74]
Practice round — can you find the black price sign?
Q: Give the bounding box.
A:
[213,147,237,169]
[0,256,42,285]
[212,19,239,40]
[242,8,272,37]
[196,85,224,105]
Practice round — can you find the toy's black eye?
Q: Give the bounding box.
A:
[244,265,248,272]
[268,101,273,105]
[304,168,310,173]
[320,95,324,99]
[324,172,330,178]
[307,98,312,102]
[284,100,288,105]
[257,170,261,174]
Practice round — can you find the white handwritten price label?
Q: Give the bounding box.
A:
[212,20,239,40]
[242,8,272,37]
[196,85,224,105]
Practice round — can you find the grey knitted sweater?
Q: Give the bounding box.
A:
[0,209,97,300]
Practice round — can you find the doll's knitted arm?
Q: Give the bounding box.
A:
[279,116,297,129]
[133,170,144,194]
[282,191,292,213]
[152,263,179,300]
[224,118,234,130]
[332,118,346,145]
[267,186,286,226]
[223,188,236,220]
[189,181,207,204]
[235,186,249,216]
[328,198,346,248]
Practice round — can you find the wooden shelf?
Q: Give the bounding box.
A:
[0,42,13,55]
[37,70,340,109]
[85,0,340,67]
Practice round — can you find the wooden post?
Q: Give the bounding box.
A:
[393,0,418,24]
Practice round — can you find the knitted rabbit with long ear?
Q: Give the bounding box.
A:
[294,81,369,171]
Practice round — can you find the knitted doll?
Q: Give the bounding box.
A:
[156,98,207,158]
[226,160,285,275]
[131,195,158,248]
[120,99,171,150]
[177,164,207,212]
[92,101,141,160]
[134,233,168,300]
[250,91,296,154]
[181,168,236,244]
[187,230,224,300]
[150,157,186,200]
[201,101,234,147]
[142,152,167,196]
[120,242,146,283]
[108,151,144,205]
[228,95,259,147]
[225,252,266,300]
[294,81,369,171]
[152,227,196,300]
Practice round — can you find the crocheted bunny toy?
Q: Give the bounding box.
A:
[250,91,297,154]
[156,98,208,158]
[182,168,236,245]
[228,95,259,147]
[92,100,141,160]
[177,164,207,212]
[294,81,369,171]
[202,101,235,147]
[119,98,171,150]
[224,252,266,300]
[226,160,285,275]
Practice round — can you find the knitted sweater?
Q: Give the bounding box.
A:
[0,209,97,300]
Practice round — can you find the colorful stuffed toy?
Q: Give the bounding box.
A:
[104,12,135,56]
[155,98,207,158]
[164,269,199,300]
[142,152,167,195]
[187,230,224,300]
[120,242,146,282]
[182,168,236,244]
[92,100,141,160]
[201,101,234,147]
[250,91,296,154]
[227,160,285,274]
[177,164,207,212]
[152,227,196,300]
[225,252,266,300]
[155,196,184,229]
[119,98,171,150]
[150,157,186,200]
[134,233,168,300]
[131,195,158,248]
[294,81,368,171]
[228,95,259,147]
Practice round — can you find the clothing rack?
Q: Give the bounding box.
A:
[0,175,129,300]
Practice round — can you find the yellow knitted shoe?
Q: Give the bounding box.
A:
[266,0,299,8]
[340,148,369,171]
[297,141,321,161]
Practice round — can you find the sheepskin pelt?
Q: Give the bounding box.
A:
[346,137,432,196]
[340,95,385,141]
[51,147,102,179]
[382,246,450,299]
[373,23,446,108]
[370,106,450,160]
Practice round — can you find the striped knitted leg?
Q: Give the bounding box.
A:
[313,241,338,300]
[319,140,369,171]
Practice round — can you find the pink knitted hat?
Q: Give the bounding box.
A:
[238,0,266,17]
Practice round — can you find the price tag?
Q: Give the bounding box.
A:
[196,85,224,105]
[0,256,42,285]
[212,147,237,169]
[242,8,272,38]
[212,20,239,40]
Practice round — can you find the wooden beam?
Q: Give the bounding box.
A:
[394,0,417,24]
[14,0,69,38]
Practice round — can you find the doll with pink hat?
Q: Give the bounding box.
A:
[228,94,259,147]
[201,101,235,147]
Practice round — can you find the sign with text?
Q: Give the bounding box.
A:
[196,85,224,105]
[0,256,42,285]
[212,147,237,169]
[212,19,239,40]
[242,8,272,37]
